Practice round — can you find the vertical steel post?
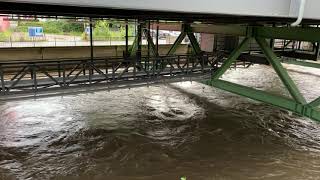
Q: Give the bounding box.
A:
[62,64,66,87]
[89,18,94,76]
[137,22,142,65]
[105,60,109,75]
[315,42,320,61]
[58,62,61,77]
[32,66,37,92]
[125,19,129,58]
[270,39,275,50]
[147,21,151,59]
[112,63,115,81]
[298,41,302,50]
[0,66,5,93]
[156,21,159,56]
[270,23,275,50]
[256,37,307,104]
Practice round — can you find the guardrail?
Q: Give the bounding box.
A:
[0,54,225,96]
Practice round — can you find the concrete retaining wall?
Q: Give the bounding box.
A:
[0,44,190,61]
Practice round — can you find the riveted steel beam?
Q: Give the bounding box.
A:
[254,26,320,43]
[205,31,320,122]
[256,37,307,104]
[207,79,320,122]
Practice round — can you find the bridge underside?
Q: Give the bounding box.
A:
[1,1,320,24]
[0,3,319,122]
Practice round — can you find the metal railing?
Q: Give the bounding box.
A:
[0,54,224,96]
[0,35,180,48]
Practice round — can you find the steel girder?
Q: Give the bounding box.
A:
[129,22,159,57]
[256,37,307,104]
[206,34,320,122]
[190,25,320,43]
[167,32,188,55]
[129,36,138,57]
[142,28,158,56]
[167,24,202,55]
[207,79,320,122]
[282,59,320,69]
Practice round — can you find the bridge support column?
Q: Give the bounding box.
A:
[0,66,5,94]
[205,29,320,122]
[125,19,129,58]
[137,22,142,60]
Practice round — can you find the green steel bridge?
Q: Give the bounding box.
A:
[0,1,319,123]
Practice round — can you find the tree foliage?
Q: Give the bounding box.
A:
[93,20,135,40]
[16,20,84,35]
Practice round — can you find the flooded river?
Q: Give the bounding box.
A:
[0,64,320,180]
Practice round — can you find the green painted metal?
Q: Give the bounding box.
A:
[256,37,307,105]
[187,32,202,55]
[309,97,320,108]
[254,26,320,43]
[129,36,138,57]
[207,79,320,122]
[202,25,320,122]
[282,59,320,69]
[212,37,251,80]
[167,32,187,55]
[184,24,202,55]
[143,28,158,56]
[129,23,143,57]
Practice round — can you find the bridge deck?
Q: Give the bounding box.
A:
[2,0,320,23]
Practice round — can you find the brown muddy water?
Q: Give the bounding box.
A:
[0,64,320,180]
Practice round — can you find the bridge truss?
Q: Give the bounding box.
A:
[205,26,320,122]
[0,54,228,97]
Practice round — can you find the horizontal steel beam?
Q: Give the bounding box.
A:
[207,79,320,122]
[282,59,320,68]
[128,23,320,43]
[254,26,320,42]
[191,24,247,36]
[188,24,320,42]
[309,97,320,108]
